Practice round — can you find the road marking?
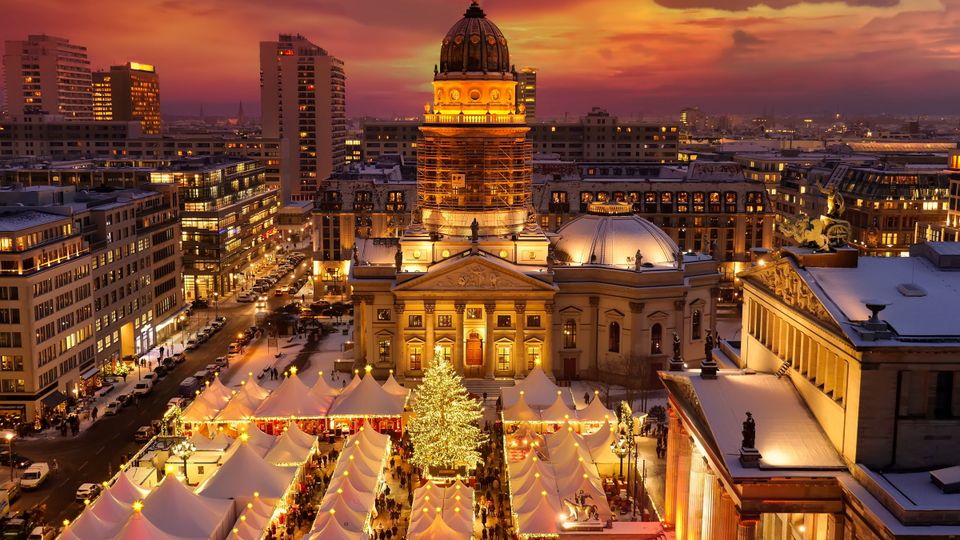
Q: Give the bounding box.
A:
[79,460,89,470]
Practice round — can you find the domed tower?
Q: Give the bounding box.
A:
[418,1,532,237]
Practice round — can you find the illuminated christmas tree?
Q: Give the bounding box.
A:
[408,356,486,474]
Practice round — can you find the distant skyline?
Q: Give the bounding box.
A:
[3,0,959,119]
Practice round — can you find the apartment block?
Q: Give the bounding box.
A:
[92,62,161,134]
[2,35,93,120]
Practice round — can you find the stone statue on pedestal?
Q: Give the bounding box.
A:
[742,412,756,449]
[704,331,714,364]
[394,247,403,272]
[352,244,360,265]
[672,332,681,361]
[634,250,643,272]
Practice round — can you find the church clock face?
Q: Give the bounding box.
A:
[450,89,461,101]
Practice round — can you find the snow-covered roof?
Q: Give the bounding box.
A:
[554,212,679,269]
[576,395,615,424]
[114,511,205,540]
[804,256,960,340]
[501,391,540,423]
[196,442,296,501]
[663,371,845,477]
[539,393,576,423]
[254,372,331,418]
[501,365,574,410]
[109,469,151,504]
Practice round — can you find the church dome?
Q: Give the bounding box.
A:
[439,1,511,75]
[554,203,680,269]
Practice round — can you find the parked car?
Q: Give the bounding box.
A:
[166,397,188,410]
[237,292,255,303]
[192,299,209,309]
[204,363,219,375]
[132,381,152,397]
[173,352,186,364]
[143,372,157,384]
[185,339,199,351]
[161,357,175,369]
[213,356,228,368]
[133,426,155,442]
[3,517,32,539]
[1,480,20,502]
[27,527,55,540]
[0,452,32,470]
[215,316,227,325]
[153,365,167,379]
[192,370,210,383]
[93,384,114,398]
[75,482,101,502]
[178,377,201,398]
[117,393,134,407]
[19,463,50,490]
[227,343,242,354]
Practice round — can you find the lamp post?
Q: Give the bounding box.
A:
[170,440,196,485]
[3,432,13,482]
[213,292,219,320]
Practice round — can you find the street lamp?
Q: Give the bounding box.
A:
[3,431,13,482]
[170,440,196,484]
[213,292,219,319]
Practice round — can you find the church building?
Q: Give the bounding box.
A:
[347,2,720,383]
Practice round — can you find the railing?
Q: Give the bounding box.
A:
[422,113,526,125]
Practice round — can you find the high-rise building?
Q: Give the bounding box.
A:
[516,67,537,121]
[260,34,346,203]
[93,62,161,134]
[2,35,92,120]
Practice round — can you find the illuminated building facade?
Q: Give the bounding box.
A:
[777,161,949,256]
[148,158,279,300]
[93,62,162,135]
[660,244,960,539]
[516,67,537,121]
[260,34,346,203]
[917,149,960,242]
[346,3,719,383]
[2,35,93,120]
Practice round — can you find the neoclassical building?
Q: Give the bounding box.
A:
[347,3,720,383]
[660,241,960,539]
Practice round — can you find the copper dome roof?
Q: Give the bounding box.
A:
[439,2,511,75]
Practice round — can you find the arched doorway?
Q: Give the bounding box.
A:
[466,331,483,377]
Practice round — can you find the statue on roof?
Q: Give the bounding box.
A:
[395,247,403,272]
[470,218,479,243]
[634,250,643,272]
[704,331,714,363]
[741,412,756,449]
[672,332,681,361]
[820,183,846,219]
[352,244,360,265]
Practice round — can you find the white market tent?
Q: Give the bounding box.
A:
[306,510,366,540]
[328,373,407,418]
[182,393,222,423]
[539,392,577,423]
[408,480,474,540]
[196,442,297,502]
[576,395,615,425]
[264,427,316,466]
[381,373,407,397]
[340,373,362,395]
[501,365,574,410]
[254,372,331,418]
[189,431,234,452]
[88,490,132,525]
[62,503,125,539]
[514,490,562,537]
[114,510,206,540]
[142,475,233,540]
[583,421,621,472]
[238,373,270,401]
[309,372,341,398]
[110,470,151,504]
[501,392,540,423]
[216,383,267,423]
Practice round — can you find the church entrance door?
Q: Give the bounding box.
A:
[466,332,483,377]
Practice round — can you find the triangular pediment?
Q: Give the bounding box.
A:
[393,255,557,292]
[739,258,841,331]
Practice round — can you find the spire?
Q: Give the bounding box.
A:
[238,101,245,125]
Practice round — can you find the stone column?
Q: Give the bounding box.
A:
[352,294,366,363]
[664,407,681,525]
[484,302,496,379]
[674,430,693,540]
[589,296,601,377]
[454,302,465,374]
[674,298,687,360]
[629,302,645,382]
[514,301,526,377]
[392,301,404,370]
[424,300,436,369]
[686,451,706,540]
[718,491,737,540]
[543,302,554,376]
[736,514,760,540]
[700,465,718,540]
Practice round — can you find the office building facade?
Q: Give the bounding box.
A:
[92,62,162,135]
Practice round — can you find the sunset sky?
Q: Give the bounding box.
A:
[3,0,958,119]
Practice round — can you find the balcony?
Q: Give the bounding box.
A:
[422,113,526,125]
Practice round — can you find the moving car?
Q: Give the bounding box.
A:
[75,483,101,502]
[19,463,50,490]
[0,452,31,470]
[104,401,123,415]
[132,381,152,397]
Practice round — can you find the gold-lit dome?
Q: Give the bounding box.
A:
[439,1,511,76]
[554,213,680,269]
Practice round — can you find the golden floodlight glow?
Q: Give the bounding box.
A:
[132,500,144,512]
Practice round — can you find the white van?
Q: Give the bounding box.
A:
[20,462,50,489]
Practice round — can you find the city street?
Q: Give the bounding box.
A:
[10,257,314,525]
